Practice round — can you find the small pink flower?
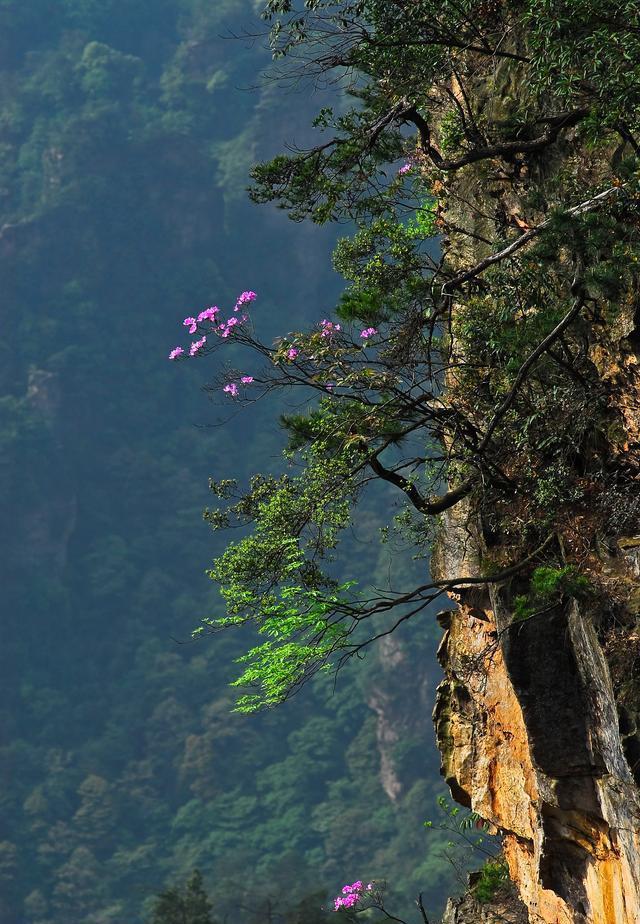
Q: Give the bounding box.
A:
[189,335,207,356]
[240,376,254,384]
[198,306,219,323]
[223,383,239,397]
[320,319,341,338]
[366,883,373,891]
[218,315,244,338]
[398,162,413,175]
[333,881,366,912]
[325,382,335,391]
[183,317,197,334]
[287,347,299,360]
[169,347,184,360]
[234,290,257,310]
[360,327,378,339]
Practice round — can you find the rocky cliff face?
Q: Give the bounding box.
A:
[434,506,640,923]
[442,886,528,924]
[430,82,640,924]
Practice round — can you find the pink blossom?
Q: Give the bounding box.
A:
[287,347,299,360]
[189,335,207,356]
[366,883,373,891]
[223,383,239,397]
[333,883,364,912]
[320,319,341,338]
[198,306,219,323]
[240,376,254,384]
[234,290,257,311]
[325,382,335,391]
[398,162,413,175]
[169,347,184,360]
[360,327,378,339]
[218,315,244,338]
[183,316,197,334]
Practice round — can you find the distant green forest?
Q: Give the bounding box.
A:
[0,3,455,922]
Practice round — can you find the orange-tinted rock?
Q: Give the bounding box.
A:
[434,499,640,922]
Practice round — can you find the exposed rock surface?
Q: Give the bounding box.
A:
[441,885,528,924]
[434,514,640,922]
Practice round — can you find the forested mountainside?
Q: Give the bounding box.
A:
[0,4,460,923]
[181,2,640,923]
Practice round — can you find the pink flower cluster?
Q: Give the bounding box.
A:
[218,315,246,338]
[320,319,341,338]
[190,335,207,356]
[332,881,373,912]
[198,306,219,323]
[168,292,256,359]
[235,291,257,310]
[398,161,413,176]
[183,306,220,334]
[223,376,254,398]
[360,327,378,339]
[287,347,299,360]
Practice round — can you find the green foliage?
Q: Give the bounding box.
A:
[473,859,510,904]
[530,565,591,600]
[513,566,591,621]
[438,109,465,156]
[423,796,498,894]
[150,870,217,924]
[523,0,640,129]
[334,212,436,295]
[250,87,406,224]
[200,444,364,710]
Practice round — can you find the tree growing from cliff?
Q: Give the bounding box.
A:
[175,0,640,710]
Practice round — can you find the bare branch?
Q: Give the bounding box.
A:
[416,894,430,924]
